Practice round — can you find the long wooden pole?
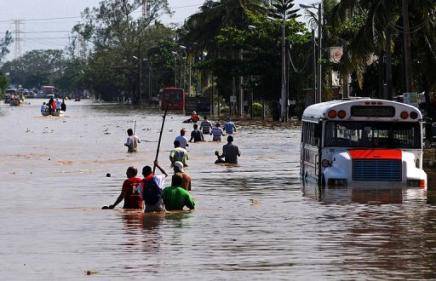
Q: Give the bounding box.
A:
[153,106,168,173]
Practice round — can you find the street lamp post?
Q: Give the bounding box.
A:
[301,3,323,104]
[266,14,288,122]
[133,55,144,105]
[171,51,178,87]
[312,29,317,103]
[179,45,188,93]
[317,3,322,103]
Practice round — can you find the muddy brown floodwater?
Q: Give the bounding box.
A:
[1,100,435,280]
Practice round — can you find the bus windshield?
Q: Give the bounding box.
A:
[324,121,421,149]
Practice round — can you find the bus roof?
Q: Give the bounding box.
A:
[302,98,423,122]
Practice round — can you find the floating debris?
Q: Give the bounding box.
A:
[85,270,97,276]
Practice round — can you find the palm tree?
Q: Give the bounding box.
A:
[269,0,299,120]
[330,0,435,97]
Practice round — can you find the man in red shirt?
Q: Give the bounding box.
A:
[108,166,143,209]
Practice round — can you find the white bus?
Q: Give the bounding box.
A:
[301,98,427,189]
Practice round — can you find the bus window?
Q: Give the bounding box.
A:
[302,122,320,147]
[324,121,421,149]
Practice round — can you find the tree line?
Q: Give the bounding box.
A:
[0,0,434,116]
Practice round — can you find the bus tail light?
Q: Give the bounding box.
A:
[328,110,337,118]
[400,111,409,119]
[419,180,426,189]
[338,110,346,119]
[407,179,426,188]
[410,111,418,119]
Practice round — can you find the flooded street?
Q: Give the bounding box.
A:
[1,100,435,280]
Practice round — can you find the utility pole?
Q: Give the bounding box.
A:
[280,19,287,122]
[402,0,412,92]
[384,29,393,100]
[148,62,152,99]
[138,51,143,105]
[239,49,244,117]
[188,56,192,95]
[180,57,184,91]
[317,3,322,103]
[312,29,317,104]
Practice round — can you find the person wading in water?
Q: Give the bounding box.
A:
[105,166,143,209]
[170,140,189,167]
[174,128,189,149]
[162,174,195,211]
[200,116,212,135]
[215,135,241,164]
[140,161,168,212]
[173,161,192,191]
[189,124,204,143]
[211,123,224,142]
[124,128,140,153]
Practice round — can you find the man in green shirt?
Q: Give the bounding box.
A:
[162,174,195,211]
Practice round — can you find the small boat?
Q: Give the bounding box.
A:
[10,99,21,106]
[41,110,64,117]
[51,111,64,117]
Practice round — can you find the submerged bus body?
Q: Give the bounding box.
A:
[159,87,185,111]
[301,98,427,189]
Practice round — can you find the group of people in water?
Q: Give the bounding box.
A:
[40,97,66,114]
[105,160,194,212]
[173,113,240,164]
[106,112,241,212]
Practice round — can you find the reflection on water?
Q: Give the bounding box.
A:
[0,100,435,280]
[304,184,408,204]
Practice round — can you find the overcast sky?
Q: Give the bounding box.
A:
[0,0,312,61]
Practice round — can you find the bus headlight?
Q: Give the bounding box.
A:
[327,178,347,187]
[322,159,332,167]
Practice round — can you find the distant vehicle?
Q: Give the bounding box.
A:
[4,89,16,104]
[34,90,45,98]
[159,87,185,110]
[301,98,427,189]
[10,98,22,106]
[41,85,57,98]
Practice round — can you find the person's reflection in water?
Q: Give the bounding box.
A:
[120,210,165,254]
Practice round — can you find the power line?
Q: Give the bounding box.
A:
[0,2,203,23]
[0,16,81,23]
[0,30,72,34]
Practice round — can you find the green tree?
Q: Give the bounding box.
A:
[0,31,12,97]
[1,49,64,89]
[71,0,171,103]
[330,0,436,96]
[180,0,311,115]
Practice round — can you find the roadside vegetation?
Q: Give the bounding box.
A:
[0,0,434,113]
